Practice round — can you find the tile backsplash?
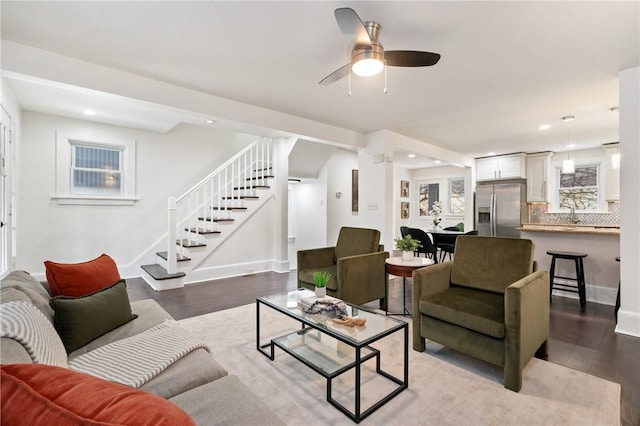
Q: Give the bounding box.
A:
[529,202,620,226]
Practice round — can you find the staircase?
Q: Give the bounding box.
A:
[140,138,274,290]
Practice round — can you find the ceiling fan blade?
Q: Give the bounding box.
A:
[385,50,441,67]
[334,8,371,49]
[319,64,350,85]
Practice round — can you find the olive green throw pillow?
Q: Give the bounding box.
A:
[50,280,137,353]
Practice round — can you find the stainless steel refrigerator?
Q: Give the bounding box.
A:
[475,180,527,238]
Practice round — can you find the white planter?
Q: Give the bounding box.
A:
[315,286,326,298]
[402,250,414,261]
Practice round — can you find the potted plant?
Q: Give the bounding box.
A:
[394,235,422,261]
[312,271,332,298]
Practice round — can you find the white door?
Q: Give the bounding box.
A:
[0,107,13,275]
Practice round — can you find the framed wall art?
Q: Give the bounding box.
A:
[352,169,359,212]
[400,180,409,198]
[401,202,410,219]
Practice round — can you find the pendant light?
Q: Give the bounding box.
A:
[610,107,620,169]
[562,116,575,174]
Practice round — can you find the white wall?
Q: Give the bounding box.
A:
[325,148,360,244]
[617,66,640,337]
[288,179,327,269]
[394,167,412,240]
[16,111,256,275]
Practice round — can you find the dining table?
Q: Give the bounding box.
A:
[424,228,464,262]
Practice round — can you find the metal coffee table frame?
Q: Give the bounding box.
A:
[256,291,408,424]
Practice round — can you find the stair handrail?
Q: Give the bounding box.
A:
[176,138,265,203]
[166,137,272,273]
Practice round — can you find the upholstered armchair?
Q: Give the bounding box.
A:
[297,227,389,307]
[412,236,549,392]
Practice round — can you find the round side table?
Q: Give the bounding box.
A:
[385,256,435,316]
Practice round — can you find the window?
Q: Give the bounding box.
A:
[72,144,122,195]
[418,183,439,216]
[448,178,465,215]
[558,164,599,211]
[55,131,136,205]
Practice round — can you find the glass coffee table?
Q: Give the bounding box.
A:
[257,289,408,424]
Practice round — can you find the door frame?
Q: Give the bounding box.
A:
[1,106,15,276]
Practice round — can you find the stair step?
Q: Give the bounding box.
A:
[222,196,259,200]
[211,206,248,211]
[176,239,207,248]
[233,185,270,190]
[246,175,274,181]
[141,264,186,280]
[185,228,221,235]
[156,252,191,262]
[198,217,235,223]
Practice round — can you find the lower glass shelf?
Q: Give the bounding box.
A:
[272,329,376,377]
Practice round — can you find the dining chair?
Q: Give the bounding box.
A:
[405,227,438,263]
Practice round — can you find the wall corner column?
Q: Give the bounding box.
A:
[616,66,640,337]
[271,137,296,273]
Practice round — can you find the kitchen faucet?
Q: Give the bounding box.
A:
[569,207,580,224]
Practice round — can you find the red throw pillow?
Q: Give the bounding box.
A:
[1,364,195,426]
[45,254,121,297]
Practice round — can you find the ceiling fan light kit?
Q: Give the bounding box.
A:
[351,50,384,77]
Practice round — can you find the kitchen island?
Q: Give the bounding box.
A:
[517,224,620,306]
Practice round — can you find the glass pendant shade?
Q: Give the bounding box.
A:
[562,159,575,174]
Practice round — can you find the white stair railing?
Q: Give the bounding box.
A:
[166,138,272,273]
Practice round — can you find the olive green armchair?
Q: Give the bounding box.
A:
[412,236,549,392]
[297,227,389,307]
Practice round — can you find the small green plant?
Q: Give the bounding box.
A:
[394,235,422,252]
[456,222,465,232]
[312,271,332,288]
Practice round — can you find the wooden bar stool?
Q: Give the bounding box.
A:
[547,250,588,308]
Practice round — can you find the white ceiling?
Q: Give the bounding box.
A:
[1,1,638,162]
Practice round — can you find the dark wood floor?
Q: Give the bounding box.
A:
[127,272,639,426]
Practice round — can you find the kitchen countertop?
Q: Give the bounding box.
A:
[517,223,620,235]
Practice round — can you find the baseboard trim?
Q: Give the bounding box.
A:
[615,309,640,337]
[552,283,617,306]
[183,259,288,285]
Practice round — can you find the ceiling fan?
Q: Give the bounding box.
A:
[319,7,441,86]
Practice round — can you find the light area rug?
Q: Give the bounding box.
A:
[179,303,620,426]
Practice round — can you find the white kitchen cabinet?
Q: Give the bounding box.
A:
[526,152,552,202]
[603,143,620,201]
[476,154,526,181]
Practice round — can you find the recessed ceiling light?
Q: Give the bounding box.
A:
[487,152,496,156]
[539,124,551,131]
[206,119,216,124]
[83,109,96,116]
[567,144,576,148]
[562,115,575,122]
[434,160,441,164]
[407,154,416,158]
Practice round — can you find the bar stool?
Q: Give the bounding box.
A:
[547,250,588,308]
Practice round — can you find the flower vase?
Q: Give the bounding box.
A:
[402,250,414,261]
[315,286,326,298]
